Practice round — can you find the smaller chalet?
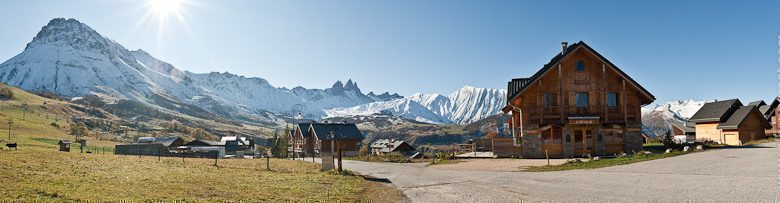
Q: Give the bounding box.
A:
[689,99,770,145]
[308,123,364,157]
[370,139,416,155]
[670,122,696,143]
[746,98,780,136]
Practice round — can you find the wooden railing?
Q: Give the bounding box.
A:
[525,105,639,124]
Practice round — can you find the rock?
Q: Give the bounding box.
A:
[695,145,703,151]
[643,151,652,155]
[665,149,672,154]
[683,146,690,152]
[593,157,601,161]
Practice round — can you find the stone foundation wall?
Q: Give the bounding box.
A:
[521,124,542,158]
[625,123,644,153]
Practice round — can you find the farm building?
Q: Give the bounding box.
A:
[370,139,416,155]
[58,140,71,152]
[689,99,770,145]
[115,136,185,156]
[502,41,655,158]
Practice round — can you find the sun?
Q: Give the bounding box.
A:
[146,0,185,21]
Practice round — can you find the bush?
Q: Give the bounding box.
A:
[0,87,14,100]
[50,122,60,129]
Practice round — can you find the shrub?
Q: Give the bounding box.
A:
[50,122,60,129]
[0,87,14,100]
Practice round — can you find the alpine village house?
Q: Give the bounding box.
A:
[503,41,656,158]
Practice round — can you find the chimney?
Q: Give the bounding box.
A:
[561,41,568,54]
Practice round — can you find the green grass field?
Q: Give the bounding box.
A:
[0,84,406,201]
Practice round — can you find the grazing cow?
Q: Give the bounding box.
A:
[6,143,17,150]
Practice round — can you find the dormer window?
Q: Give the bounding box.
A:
[576,60,585,72]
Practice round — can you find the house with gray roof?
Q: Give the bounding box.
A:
[670,122,696,143]
[370,139,416,155]
[689,99,770,145]
[296,122,364,157]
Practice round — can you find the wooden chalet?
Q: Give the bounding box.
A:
[748,98,780,136]
[370,139,416,155]
[292,122,365,157]
[502,41,655,158]
[670,122,696,143]
[689,99,770,145]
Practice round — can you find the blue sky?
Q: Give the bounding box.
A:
[0,1,778,104]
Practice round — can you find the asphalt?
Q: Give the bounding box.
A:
[343,142,780,202]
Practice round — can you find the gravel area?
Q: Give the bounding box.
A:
[343,142,780,202]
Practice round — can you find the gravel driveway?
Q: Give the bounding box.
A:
[343,142,780,202]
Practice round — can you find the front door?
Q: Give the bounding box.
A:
[573,127,594,155]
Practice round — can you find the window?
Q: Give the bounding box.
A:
[575,92,589,107]
[543,93,557,107]
[607,92,620,108]
[576,60,585,71]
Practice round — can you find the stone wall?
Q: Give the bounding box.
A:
[625,123,644,153]
[521,124,542,158]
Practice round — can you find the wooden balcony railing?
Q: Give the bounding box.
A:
[525,105,639,124]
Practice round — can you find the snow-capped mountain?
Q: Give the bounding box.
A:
[641,99,706,123]
[325,86,507,124]
[0,18,395,121]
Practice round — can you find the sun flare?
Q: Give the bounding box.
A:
[147,0,185,20]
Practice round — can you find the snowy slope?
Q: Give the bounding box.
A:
[0,18,396,121]
[326,86,507,124]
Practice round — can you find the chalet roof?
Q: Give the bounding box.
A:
[670,122,695,134]
[296,122,313,136]
[220,136,249,146]
[763,97,780,119]
[717,106,769,130]
[154,136,184,147]
[505,41,655,106]
[747,100,766,107]
[370,139,415,153]
[309,123,364,141]
[759,105,771,117]
[58,140,72,144]
[689,99,742,123]
[641,125,657,138]
[185,139,222,146]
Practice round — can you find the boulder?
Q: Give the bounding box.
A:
[683,146,690,152]
[665,149,672,154]
[593,157,601,161]
[695,145,703,151]
[643,151,652,155]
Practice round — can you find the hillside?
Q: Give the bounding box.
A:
[0,84,404,201]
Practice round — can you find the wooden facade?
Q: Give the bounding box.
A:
[503,41,655,158]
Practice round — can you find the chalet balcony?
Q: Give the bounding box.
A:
[525,105,640,124]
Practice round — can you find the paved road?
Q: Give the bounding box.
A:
[344,142,780,202]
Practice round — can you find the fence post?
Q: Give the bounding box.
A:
[545,150,550,166]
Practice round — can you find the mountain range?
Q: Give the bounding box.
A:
[0,18,506,126]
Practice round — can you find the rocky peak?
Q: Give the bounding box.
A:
[27,18,109,51]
